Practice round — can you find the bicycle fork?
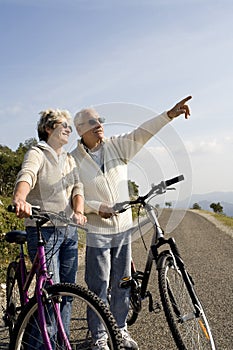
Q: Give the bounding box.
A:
[34,280,72,350]
[36,250,72,350]
[154,237,203,320]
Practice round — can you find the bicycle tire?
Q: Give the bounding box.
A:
[126,302,139,326]
[10,283,123,350]
[127,280,141,326]
[5,261,24,336]
[158,253,216,350]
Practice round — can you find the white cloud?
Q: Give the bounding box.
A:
[186,139,222,155]
[185,136,233,156]
[224,135,233,144]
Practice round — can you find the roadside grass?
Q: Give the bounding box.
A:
[197,209,233,228]
[210,212,233,228]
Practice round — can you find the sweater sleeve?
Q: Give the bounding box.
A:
[72,181,84,198]
[84,200,101,215]
[111,112,171,162]
[15,147,44,189]
[66,154,84,199]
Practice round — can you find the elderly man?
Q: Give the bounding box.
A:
[71,96,191,350]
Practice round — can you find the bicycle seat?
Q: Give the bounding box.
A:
[5,230,27,244]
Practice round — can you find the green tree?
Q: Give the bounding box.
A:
[192,203,201,210]
[128,180,139,198]
[0,138,37,197]
[128,180,140,220]
[0,145,20,196]
[165,201,172,208]
[16,138,37,160]
[210,202,223,214]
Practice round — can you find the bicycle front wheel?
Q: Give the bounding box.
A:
[158,253,216,350]
[10,283,122,350]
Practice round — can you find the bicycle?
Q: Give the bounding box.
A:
[3,206,122,349]
[113,175,216,350]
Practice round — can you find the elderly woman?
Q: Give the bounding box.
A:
[12,109,87,339]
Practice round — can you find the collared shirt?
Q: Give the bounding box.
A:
[82,140,104,172]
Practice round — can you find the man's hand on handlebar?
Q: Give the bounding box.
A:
[99,204,117,219]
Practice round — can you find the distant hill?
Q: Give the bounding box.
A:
[176,192,233,217]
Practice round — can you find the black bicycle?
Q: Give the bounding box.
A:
[113,175,216,350]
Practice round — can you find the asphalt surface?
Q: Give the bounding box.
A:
[126,209,233,350]
[0,209,232,349]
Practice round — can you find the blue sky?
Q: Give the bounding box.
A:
[0,0,233,198]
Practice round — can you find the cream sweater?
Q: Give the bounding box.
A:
[16,141,84,226]
[71,112,171,234]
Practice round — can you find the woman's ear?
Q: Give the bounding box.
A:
[45,126,53,137]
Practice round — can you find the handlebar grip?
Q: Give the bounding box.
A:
[165,175,184,187]
[7,204,41,214]
[118,208,127,214]
[113,202,126,212]
[8,204,16,213]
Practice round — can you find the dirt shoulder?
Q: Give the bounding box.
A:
[189,209,233,239]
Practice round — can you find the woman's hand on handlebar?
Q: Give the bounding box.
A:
[12,199,32,218]
[12,181,32,218]
[72,212,87,226]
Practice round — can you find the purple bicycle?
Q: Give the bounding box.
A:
[3,206,122,350]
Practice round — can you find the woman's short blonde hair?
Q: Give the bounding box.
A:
[37,109,71,141]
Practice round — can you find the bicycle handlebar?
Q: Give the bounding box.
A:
[165,174,184,187]
[8,204,41,215]
[113,174,184,213]
[8,205,87,230]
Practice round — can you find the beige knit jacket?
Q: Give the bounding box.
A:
[71,112,171,234]
[15,141,84,226]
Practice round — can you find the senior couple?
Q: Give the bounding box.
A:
[13,96,191,350]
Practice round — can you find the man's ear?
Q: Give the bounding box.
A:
[76,125,83,136]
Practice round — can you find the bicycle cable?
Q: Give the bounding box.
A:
[137,205,148,252]
[136,194,160,252]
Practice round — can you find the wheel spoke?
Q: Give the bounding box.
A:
[10,283,122,349]
[158,254,216,349]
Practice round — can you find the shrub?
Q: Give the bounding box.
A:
[0,196,25,282]
[192,203,201,210]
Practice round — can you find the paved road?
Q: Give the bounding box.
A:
[126,209,233,350]
[1,209,232,349]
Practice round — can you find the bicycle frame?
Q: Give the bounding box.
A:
[136,202,162,299]
[6,208,124,350]
[114,175,216,349]
[135,200,202,319]
[6,212,72,350]
[35,220,71,349]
